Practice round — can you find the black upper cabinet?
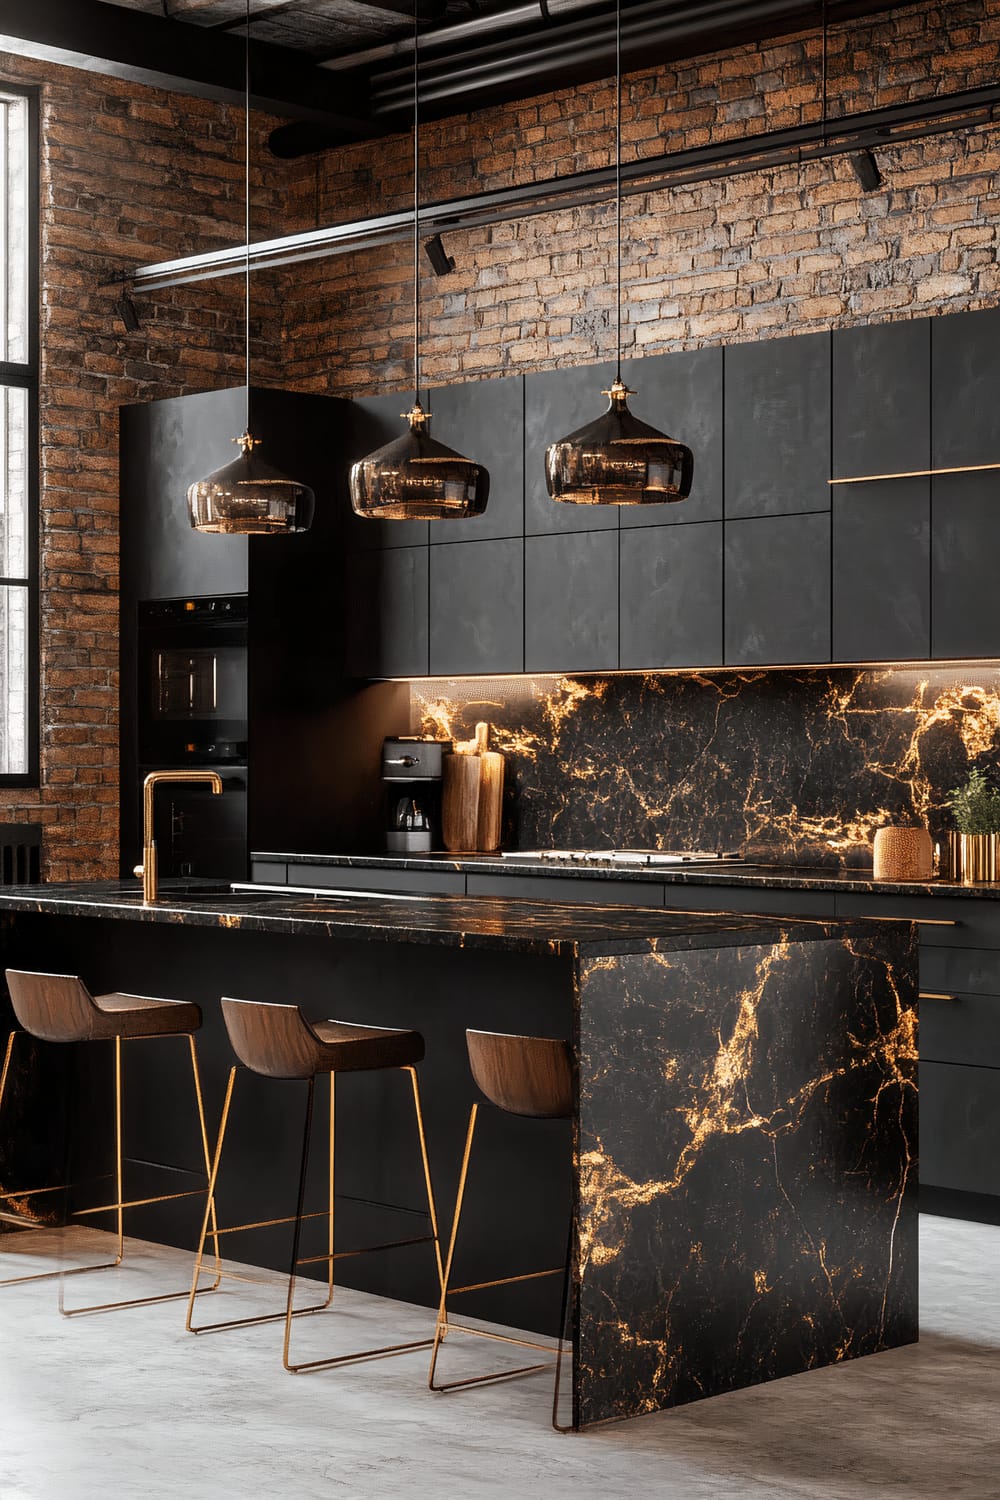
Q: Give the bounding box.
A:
[120,386,249,602]
[725,513,831,666]
[832,479,930,663]
[833,320,931,479]
[525,530,618,671]
[619,347,723,527]
[429,539,524,675]
[725,332,830,518]
[932,471,1000,659]
[345,392,429,551]
[427,376,524,542]
[620,522,723,669]
[347,547,429,678]
[932,306,1000,468]
[524,361,618,534]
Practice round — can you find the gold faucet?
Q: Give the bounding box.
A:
[134,770,224,903]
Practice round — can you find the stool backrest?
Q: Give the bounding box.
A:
[221,996,323,1080]
[5,969,100,1043]
[466,1029,573,1119]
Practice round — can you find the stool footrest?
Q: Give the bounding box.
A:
[448,1266,563,1296]
[296,1232,435,1267]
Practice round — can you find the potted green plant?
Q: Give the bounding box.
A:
[945,767,1000,881]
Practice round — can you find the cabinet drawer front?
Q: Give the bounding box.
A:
[919,990,1000,1069]
[920,1061,1000,1197]
[920,946,1000,998]
[289,864,466,896]
[663,885,836,917]
[465,874,663,906]
[251,860,287,885]
[835,893,1000,949]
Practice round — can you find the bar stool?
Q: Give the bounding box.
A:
[0,967,220,1314]
[428,1027,574,1431]
[186,996,442,1373]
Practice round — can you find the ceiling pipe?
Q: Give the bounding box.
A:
[133,80,1000,293]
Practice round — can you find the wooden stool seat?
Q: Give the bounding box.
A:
[466,1029,573,1119]
[6,969,201,1045]
[1,968,218,1315]
[220,997,423,1079]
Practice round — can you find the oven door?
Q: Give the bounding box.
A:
[138,614,248,766]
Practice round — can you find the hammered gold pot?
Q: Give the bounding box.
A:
[947,831,1000,883]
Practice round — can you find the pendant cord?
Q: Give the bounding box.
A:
[244,0,251,432]
[615,0,622,382]
[820,0,828,145]
[413,2,421,409]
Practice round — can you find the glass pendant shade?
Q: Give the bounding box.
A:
[545,379,694,505]
[350,403,489,521]
[188,430,315,535]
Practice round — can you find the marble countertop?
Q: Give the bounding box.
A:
[253,849,996,900]
[0,879,875,958]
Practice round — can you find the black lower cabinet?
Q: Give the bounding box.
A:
[347,547,429,678]
[620,522,723,669]
[932,471,1000,658]
[832,478,930,662]
[525,530,618,672]
[920,1060,1000,1198]
[428,539,524,675]
[724,513,831,665]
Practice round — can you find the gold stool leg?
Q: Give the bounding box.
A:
[428,1101,568,1409]
[188,1035,222,1291]
[60,1033,220,1316]
[282,1065,441,1374]
[187,1070,334,1337]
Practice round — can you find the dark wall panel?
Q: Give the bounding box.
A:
[931,471,1000,659]
[348,547,430,678]
[620,522,723,669]
[428,375,524,543]
[932,305,1000,467]
[725,331,830,518]
[525,530,618,671]
[524,361,618,535]
[832,478,930,662]
[833,319,931,479]
[429,539,524,675]
[725,513,831,665]
[619,346,723,527]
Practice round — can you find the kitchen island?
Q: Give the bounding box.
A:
[0,882,917,1427]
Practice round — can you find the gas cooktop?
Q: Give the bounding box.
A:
[499,849,745,867]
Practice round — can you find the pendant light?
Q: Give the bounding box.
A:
[187,0,315,535]
[349,7,489,520]
[544,0,693,506]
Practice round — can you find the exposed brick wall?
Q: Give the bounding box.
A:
[5,0,1000,879]
[0,52,286,879]
[275,0,1000,395]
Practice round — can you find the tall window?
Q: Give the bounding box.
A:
[0,84,37,783]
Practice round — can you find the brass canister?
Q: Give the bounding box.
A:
[947,831,1000,883]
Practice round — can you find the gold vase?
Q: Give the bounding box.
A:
[947,831,1000,883]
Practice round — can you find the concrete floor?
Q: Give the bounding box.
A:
[0,1215,997,1499]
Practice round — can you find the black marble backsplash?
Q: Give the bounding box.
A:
[410,668,1000,867]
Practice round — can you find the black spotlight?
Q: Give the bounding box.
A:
[114,287,142,333]
[851,150,883,193]
[423,233,455,276]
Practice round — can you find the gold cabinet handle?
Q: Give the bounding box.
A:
[919,992,960,1002]
[861,916,960,926]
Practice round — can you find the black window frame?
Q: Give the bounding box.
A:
[0,80,39,787]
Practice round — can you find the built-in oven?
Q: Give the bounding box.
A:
[134,595,249,881]
[137,595,248,766]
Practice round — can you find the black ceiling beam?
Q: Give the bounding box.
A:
[0,0,377,135]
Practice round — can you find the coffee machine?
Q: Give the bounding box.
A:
[382,738,447,853]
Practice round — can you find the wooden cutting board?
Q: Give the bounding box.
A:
[475,722,504,853]
[442,752,482,852]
